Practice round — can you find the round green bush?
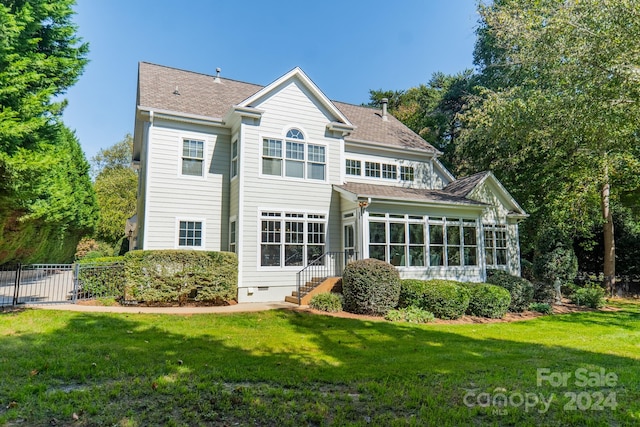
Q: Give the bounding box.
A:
[342,258,400,315]
[571,285,606,309]
[417,280,470,320]
[309,293,343,312]
[486,271,534,312]
[463,283,511,318]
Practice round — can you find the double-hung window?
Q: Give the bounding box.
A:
[262,129,325,180]
[262,139,282,176]
[260,212,326,267]
[182,139,204,176]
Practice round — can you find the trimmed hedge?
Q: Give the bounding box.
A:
[399,279,470,320]
[462,283,511,318]
[342,258,400,316]
[309,293,343,312]
[124,250,237,305]
[486,270,534,312]
[76,256,125,299]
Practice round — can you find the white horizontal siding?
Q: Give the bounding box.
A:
[237,80,343,297]
[144,120,230,251]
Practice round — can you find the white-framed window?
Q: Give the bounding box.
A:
[365,161,381,178]
[229,220,237,253]
[260,211,326,267]
[485,225,508,266]
[368,215,478,267]
[231,139,238,178]
[400,166,414,182]
[346,159,361,176]
[182,139,204,176]
[382,164,397,180]
[178,220,203,247]
[262,129,325,180]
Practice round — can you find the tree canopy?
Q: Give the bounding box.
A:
[457,0,640,286]
[91,134,137,245]
[0,0,96,264]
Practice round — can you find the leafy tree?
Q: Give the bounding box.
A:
[91,133,133,179]
[0,0,88,152]
[0,0,96,264]
[369,71,478,169]
[458,0,640,290]
[92,135,137,246]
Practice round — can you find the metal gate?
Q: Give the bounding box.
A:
[0,263,124,306]
[0,264,75,306]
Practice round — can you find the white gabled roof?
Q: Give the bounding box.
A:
[237,67,354,127]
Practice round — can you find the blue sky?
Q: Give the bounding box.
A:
[63,0,480,160]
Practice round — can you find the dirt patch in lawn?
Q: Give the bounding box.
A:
[293,299,621,324]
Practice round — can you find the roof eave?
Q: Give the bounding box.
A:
[344,137,438,156]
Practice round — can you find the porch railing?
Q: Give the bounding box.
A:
[295,251,358,305]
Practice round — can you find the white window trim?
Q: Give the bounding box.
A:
[175,217,206,249]
[230,139,239,181]
[258,130,328,183]
[345,155,417,184]
[483,223,509,268]
[256,208,329,271]
[366,214,480,269]
[177,136,208,180]
[229,217,237,253]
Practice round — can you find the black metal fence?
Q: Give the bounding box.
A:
[0,263,125,307]
[575,271,640,297]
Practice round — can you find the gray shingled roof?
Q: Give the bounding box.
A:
[137,62,437,153]
[443,172,489,197]
[335,182,487,207]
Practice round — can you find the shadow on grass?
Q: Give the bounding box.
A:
[0,304,638,426]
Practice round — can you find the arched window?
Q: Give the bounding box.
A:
[261,128,325,180]
[286,128,304,140]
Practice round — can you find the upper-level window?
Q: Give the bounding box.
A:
[231,140,238,178]
[382,164,397,180]
[346,159,361,176]
[365,162,381,178]
[182,139,204,176]
[400,166,414,182]
[262,129,325,180]
[286,128,304,139]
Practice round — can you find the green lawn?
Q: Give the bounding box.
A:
[0,301,638,426]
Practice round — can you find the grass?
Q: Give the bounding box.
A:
[0,300,638,426]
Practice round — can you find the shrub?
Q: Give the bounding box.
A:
[532,228,578,300]
[342,258,400,315]
[532,281,556,304]
[571,285,606,309]
[124,250,237,305]
[385,306,435,323]
[415,280,470,320]
[486,271,534,312]
[76,256,125,299]
[398,279,433,308]
[309,293,343,312]
[529,302,553,314]
[462,283,511,318]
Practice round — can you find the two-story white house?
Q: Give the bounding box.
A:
[132,62,527,303]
